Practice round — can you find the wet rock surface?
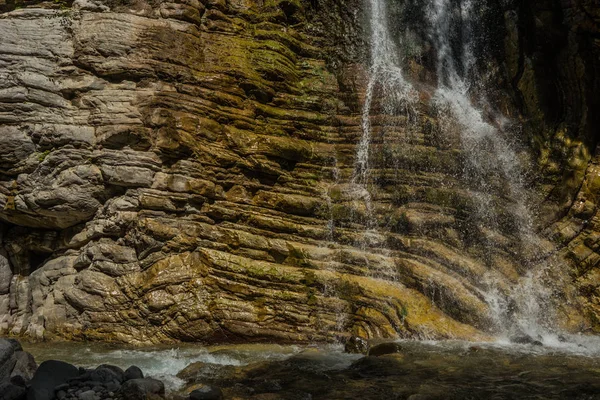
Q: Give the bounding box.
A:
[343,336,369,355]
[366,342,402,357]
[0,0,487,343]
[188,386,223,400]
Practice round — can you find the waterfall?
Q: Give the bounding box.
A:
[354,0,416,186]
[357,0,570,343]
[425,0,564,341]
[352,0,417,250]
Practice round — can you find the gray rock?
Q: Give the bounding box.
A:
[0,339,18,381]
[0,251,13,295]
[10,351,37,381]
[77,390,96,400]
[105,381,120,392]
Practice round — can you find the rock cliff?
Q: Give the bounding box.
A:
[0,0,598,343]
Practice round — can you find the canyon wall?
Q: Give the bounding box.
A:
[0,0,597,343]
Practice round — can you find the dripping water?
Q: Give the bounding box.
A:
[353,0,416,186]
[352,0,417,251]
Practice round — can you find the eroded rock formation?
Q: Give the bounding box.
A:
[0,0,597,343]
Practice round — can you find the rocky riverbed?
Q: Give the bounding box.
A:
[3,337,600,399]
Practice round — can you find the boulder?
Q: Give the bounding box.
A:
[119,378,165,400]
[189,386,223,400]
[10,351,37,381]
[367,342,403,357]
[124,365,144,381]
[89,365,124,383]
[77,390,96,400]
[27,360,80,400]
[0,339,19,380]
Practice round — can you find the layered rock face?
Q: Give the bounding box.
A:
[0,0,484,343]
[0,0,597,343]
[499,0,600,331]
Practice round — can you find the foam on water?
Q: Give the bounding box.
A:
[23,342,307,392]
[397,336,600,358]
[83,347,246,390]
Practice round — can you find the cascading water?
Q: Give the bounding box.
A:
[357,0,574,345]
[352,0,417,251]
[353,0,416,187]
[425,0,559,342]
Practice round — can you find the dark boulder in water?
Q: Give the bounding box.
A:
[96,365,125,383]
[119,378,165,400]
[368,342,403,357]
[124,366,144,381]
[189,385,224,400]
[27,360,79,400]
[88,365,123,384]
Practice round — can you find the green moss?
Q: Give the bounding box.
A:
[335,278,361,301]
[301,270,317,286]
[391,185,413,205]
[328,186,343,202]
[306,288,318,306]
[388,211,409,233]
[37,150,51,162]
[330,204,357,223]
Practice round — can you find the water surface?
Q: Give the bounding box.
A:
[21,338,600,398]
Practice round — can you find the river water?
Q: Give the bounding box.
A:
[22,339,600,398]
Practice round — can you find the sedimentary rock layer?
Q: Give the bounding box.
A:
[0,0,597,343]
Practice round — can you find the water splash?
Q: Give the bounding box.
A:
[22,342,306,393]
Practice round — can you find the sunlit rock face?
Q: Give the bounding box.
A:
[0,0,597,344]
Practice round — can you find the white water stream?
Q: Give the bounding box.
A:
[356,0,577,345]
[353,0,416,186]
[425,0,558,342]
